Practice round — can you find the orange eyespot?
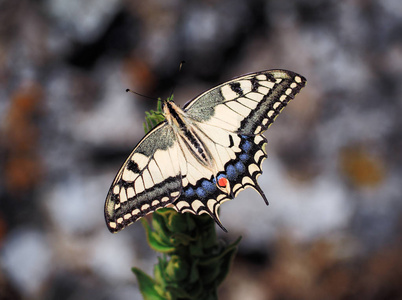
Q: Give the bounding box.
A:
[218,177,228,187]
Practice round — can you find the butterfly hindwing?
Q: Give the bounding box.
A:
[173,133,267,231]
[105,123,183,232]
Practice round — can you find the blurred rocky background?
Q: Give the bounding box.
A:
[1,0,402,299]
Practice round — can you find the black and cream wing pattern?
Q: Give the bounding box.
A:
[105,69,306,233]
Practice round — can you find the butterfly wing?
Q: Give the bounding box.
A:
[172,70,306,227]
[184,69,306,135]
[105,123,184,232]
[172,129,267,232]
[105,69,306,233]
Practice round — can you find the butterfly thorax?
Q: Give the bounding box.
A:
[163,101,214,169]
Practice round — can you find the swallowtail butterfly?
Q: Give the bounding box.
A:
[105,69,306,233]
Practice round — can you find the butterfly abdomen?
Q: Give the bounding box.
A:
[164,100,213,167]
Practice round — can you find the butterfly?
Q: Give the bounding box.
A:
[105,69,306,233]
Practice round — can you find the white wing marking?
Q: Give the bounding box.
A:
[122,168,135,182]
[167,142,181,176]
[191,200,204,212]
[248,164,260,176]
[256,74,267,80]
[212,104,244,127]
[142,169,153,189]
[201,115,238,132]
[257,86,270,95]
[113,185,120,195]
[259,81,275,89]
[134,177,144,194]
[225,101,251,117]
[176,200,190,210]
[238,97,259,109]
[220,84,239,100]
[195,122,234,147]
[148,159,164,184]
[119,189,127,203]
[246,92,264,101]
[132,153,149,169]
[127,187,135,198]
[238,79,252,91]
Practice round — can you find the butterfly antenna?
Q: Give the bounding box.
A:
[169,60,186,100]
[126,89,158,101]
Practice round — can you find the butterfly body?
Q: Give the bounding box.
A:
[105,70,306,233]
[164,101,214,169]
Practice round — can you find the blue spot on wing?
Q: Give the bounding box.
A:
[184,187,195,198]
[196,187,207,198]
[180,135,262,205]
[217,174,227,180]
[202,180,216,193]
[226,164,237,180]
[242,140,252,153]
[235,161,246,173]
[239,153,249,161]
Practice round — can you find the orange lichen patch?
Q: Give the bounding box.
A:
[3,82,43,193]
[339,145,385,188]
[5,156,43,193]
[0,215,7,246]
[5,85,42,150]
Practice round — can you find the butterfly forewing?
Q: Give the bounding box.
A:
[105,123,182,232]
[184,70,306,135]
[105,69,306,233]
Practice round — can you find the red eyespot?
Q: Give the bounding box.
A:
[218,177,228,187]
